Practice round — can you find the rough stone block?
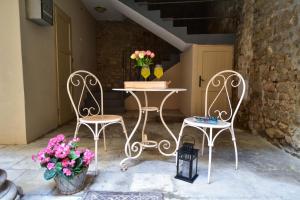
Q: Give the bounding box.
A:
[266,128,285,139]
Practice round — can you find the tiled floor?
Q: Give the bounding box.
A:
[1,113,300,199]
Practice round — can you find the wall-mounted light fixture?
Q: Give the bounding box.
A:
[94,6,106,13]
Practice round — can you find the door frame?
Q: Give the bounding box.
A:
[54,4,73,125]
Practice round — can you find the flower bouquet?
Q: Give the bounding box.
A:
[126,50,168,89]
[32,134,94,194]
[130,50,155,80]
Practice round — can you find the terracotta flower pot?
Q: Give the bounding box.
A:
[54,168,88,195]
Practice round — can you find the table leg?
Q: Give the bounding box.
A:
[120,91,144,170]
[141,91,148,144]
[158,91,178,156]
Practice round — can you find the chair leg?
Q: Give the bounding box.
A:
[74,122,80,138]
[176,122,185,165]
[94,124,99,175]
[230,127,238,170]
[103,126,107,152]
[207,127,213,184]
[208,144,212,184]
[201,128,206,156]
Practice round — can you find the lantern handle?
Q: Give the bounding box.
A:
[181,135,196,146]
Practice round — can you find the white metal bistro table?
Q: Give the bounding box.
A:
[113,88,186,170]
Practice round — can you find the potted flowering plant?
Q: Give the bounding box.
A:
[130,50,155,80]
[32,134,94,195]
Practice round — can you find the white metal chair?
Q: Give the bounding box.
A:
[176,70,246,183]
[67,70,129,174]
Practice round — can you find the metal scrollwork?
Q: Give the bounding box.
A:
[67,70,103,118]
[206,70,245,122]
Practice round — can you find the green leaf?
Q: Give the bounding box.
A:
[69,150,79,160]
[44,169,56,180]
[74,167,82,174]
[75,157,83,169]
[72,142,79,148]
[50,158,57,164]
[55,162,62,171]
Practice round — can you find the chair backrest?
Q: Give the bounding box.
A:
[67,70,103,119]
[205,70,245,123]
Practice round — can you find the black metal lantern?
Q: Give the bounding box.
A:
[175,136,198,183]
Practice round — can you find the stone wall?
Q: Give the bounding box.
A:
[235,0,300,156]
[96,20,179,90]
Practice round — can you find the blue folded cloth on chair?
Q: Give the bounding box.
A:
[193,116,218,124]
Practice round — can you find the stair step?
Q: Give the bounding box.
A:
[129,0,236,41]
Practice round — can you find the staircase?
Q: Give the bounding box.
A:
[111,0,237,51]
[0,169,23,200]
[85,0,238,113]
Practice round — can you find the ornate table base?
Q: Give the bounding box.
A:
[113,88,186,170]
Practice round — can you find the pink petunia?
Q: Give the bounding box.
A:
[75,150,81,157]
[69,160,76,167]
[83,149,95,166]
[56,134,65,143]
[72,137,80,142]
[54,143,70,159]
[150,53,155,58]
[47,162,55,170]
[63,168,72,176]
[37,149,50,164]
[62,158,70,168]
[146,50,151,56]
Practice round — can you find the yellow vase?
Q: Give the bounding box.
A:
[141,66,150,80]
[154,65,163,79]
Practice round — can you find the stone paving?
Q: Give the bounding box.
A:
[1,113,300,199]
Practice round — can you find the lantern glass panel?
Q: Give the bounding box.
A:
[178,159,190,178]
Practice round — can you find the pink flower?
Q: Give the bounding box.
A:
[56,134,65,142]
[45,157,50,163]
[83,149,95,166]
[36,149,50,164]
[47,162,55,170]
[54,143,70,159]
[45,146,55,155]
[63,168,72,176]
[146,50,151,56]
[75,150,81,157]
[62,158,70,168]
[150,53,155,58]
[69,160,76,167]
[134,50,140,55]
[72,137,80,142]
[32,155,36,161]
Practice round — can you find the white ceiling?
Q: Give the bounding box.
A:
[81,0,125,21]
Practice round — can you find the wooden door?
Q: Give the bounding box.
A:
[195,45,233,116]
[55,6,73,125]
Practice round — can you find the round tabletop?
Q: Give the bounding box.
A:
[112,88,187,92]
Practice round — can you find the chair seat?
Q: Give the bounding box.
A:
[184,117,231,128]
[80,115,122,124]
